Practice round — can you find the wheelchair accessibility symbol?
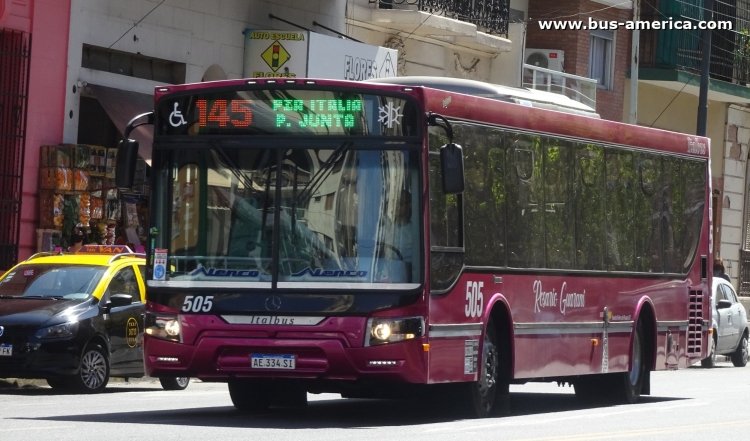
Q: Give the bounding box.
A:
[169,102,187,127]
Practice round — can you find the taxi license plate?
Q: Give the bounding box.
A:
[0,344,12,357]
[250,353,295,369]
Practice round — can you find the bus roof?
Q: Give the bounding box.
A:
[366,76,599,118]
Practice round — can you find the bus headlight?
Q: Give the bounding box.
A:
[365,316,424,346]
[145,312,182,342]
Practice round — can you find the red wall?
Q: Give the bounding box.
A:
[2,0,71,261]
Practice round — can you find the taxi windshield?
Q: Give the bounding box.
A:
[0,265,106,299]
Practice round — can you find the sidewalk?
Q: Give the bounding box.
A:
[0,376,166,389]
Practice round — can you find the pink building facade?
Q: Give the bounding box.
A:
[1,0,70,269]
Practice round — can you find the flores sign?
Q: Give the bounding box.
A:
[243,30,397,80]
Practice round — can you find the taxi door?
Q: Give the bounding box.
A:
[102,264,145,376]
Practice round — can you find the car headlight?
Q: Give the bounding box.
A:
[145,312,182,342]
[35,321,79,340]
[365,316,424,346]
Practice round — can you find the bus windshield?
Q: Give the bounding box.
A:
[161,145,421,286]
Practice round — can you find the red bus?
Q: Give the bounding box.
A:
[116,76,712,417]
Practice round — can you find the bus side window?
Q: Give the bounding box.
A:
[507,135,543,268]
[575,144,605,270]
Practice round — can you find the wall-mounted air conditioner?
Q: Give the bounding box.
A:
[525,49,565,72]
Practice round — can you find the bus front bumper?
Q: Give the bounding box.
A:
[144,333,428,385]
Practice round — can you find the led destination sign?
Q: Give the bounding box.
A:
[271,98,362,129]
[194,98,363,130]
[158,90,415,137]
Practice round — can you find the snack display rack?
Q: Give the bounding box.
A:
[37,144,148,251]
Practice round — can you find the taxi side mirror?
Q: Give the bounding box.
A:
[105,293,133,311]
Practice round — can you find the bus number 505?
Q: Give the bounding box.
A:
[465,281,484,318]
[182,295,214,313]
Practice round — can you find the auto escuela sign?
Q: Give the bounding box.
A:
[243,30,398,80]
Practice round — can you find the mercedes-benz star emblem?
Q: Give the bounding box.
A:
[264,295,282,311]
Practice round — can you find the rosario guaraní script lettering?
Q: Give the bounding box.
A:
[533,280,586,315]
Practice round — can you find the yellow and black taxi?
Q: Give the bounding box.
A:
[0,245,189,393]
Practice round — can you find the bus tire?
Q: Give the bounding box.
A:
[159,376,190,390]
[270,381,308,408]
[229,379,271,412]
[612,321,647,404]
[470,318,500,418]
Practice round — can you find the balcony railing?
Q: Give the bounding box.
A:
[639,0,750,85]
[522,64,598,109]
[373,0,509,37]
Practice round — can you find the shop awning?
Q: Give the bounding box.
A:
[84,84,155,163]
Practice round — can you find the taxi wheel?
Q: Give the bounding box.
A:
[72,343,110,393]
[160,376,190,390]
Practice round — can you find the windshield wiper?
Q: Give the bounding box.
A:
[211,142,257,191]
[19,295,64,300]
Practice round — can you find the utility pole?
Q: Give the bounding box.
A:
[697,0,714,136]
[628,0,640,124]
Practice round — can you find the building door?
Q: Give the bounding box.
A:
[0,29,30,270]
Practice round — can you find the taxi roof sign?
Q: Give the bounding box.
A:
[75,245,134,254]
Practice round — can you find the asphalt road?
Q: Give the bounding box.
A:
[1,359,749,441]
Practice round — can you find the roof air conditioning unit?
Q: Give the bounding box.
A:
[525,49,565,72]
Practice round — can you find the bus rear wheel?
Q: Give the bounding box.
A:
[575,322,647,404]
[616,322,647,403]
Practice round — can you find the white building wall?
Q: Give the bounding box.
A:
[723,105,750,284]
[63,0,346,142]
[346,0,517,85]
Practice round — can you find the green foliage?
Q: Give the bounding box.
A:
[736,29,750,82]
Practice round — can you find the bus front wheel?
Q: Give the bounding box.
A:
[469,318,501,418]
[228,379,271,412]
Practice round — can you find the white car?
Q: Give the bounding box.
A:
[702,277,749,367]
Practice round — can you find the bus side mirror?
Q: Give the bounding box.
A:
[440,143,465,194]
[115,138,139,189]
